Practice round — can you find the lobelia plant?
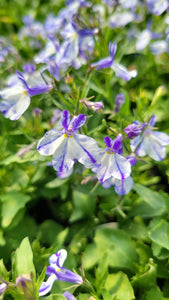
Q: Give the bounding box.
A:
[1,0,169,299]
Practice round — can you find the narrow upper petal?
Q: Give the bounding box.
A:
[61,110,71,131]
[149,115,156,127]
[49,249,67,268]
[69,114,86,131]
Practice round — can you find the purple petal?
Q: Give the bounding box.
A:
[112,134,123,154]
[70,114,86,131]
[61,110,71,130]
[91,57,113,69]
[149,115,156,127]
[17,71,29,90]
[104,136,113,148]
[46,266,83,284]
[28,84,52,96]
[108,42,117,60]
[78,28,98,37]
[63,291,76,300]
[114,93,125,113]
[124,122,146,138]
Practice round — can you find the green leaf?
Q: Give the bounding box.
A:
[70,190,96,222]
[104,272,135,300]
[36,266,47,297]
[0,229,5,246]
[0,259,10,281]
[1,191,31,228]
[149,219,169,250]
[83,243,100,269]
[94,226,138,272]
[145,287,163,300]
[132,259,157,289]
[132,184,166,217]
[43,294,66,300]
[14,237,36,280]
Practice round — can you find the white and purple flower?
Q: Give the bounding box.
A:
[37,110,101,177]
[130,115,169,161]
[93,135,132,189]
[39,249,83,297]
[0,71,52,120]
[91,42,137,81]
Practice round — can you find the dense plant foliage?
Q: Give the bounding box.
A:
[1,0,169,299]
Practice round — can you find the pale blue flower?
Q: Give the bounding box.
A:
[146,0,169,15]
[39,249,83,297]
[91,42,137,81]
[37,110,100,176]
[0,71,52,120]
[130,115,169,161]
[93,135,131,184]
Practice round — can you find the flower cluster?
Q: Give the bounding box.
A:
[0,0,169,198]
[37,110,169,195]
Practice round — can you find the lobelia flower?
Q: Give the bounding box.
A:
[0,71,52,120]
[150,40,169,55]
[109,11,138,28]
[130,115,169,161]
[91,42,137,81]
[135,21,162,51]
[146,0,169,15]
[39,249,83,296]
[37,110,101,177]
[113,93,125,114]
[93,134,131,186]
[46,22,98,80]
[124,121,147,138]
[80,97,104,112]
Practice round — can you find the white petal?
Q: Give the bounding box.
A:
[151,131,169,146]
[109,153,131,180]
[37,131,64,156]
